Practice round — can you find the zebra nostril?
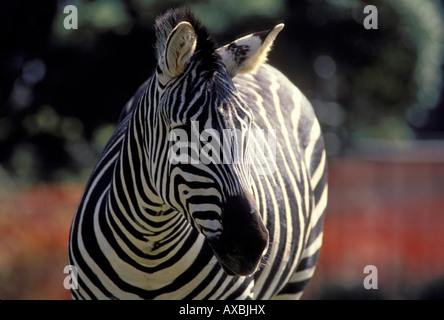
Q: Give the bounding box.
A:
[228,244,240,257]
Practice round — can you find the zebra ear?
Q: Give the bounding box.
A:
[216,24,284,78]
[159,21,197,78]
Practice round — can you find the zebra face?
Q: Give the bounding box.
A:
[161,87,269,276]
[152,10,283,276]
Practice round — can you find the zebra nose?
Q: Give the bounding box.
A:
[208,195,269,276]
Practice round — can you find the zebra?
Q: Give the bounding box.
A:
[68,7,328,300]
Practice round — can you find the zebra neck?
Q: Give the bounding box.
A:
[105,139,197,261]
[105,103,193,247]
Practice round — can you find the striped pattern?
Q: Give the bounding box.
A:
[68,13,327,300]
[233,65,327,299]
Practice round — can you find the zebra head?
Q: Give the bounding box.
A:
[150,8,283,276]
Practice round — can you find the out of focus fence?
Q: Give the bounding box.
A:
[305,139,444,299]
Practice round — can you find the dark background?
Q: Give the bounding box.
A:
[1,0,443,183]
[1,0,444,300]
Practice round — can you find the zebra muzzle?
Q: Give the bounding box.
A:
[207,196,269,277]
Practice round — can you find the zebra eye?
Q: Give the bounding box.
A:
[170,122,191,131]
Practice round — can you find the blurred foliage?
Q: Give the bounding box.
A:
[1,0,444,183]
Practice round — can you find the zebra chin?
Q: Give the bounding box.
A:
[208,235,268,277]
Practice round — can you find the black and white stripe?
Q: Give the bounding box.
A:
[68,8,327,300]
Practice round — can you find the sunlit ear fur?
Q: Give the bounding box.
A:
[216,24,284,78]
[159,21,197,78]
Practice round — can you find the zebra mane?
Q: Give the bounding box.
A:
[154,7,219,71]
